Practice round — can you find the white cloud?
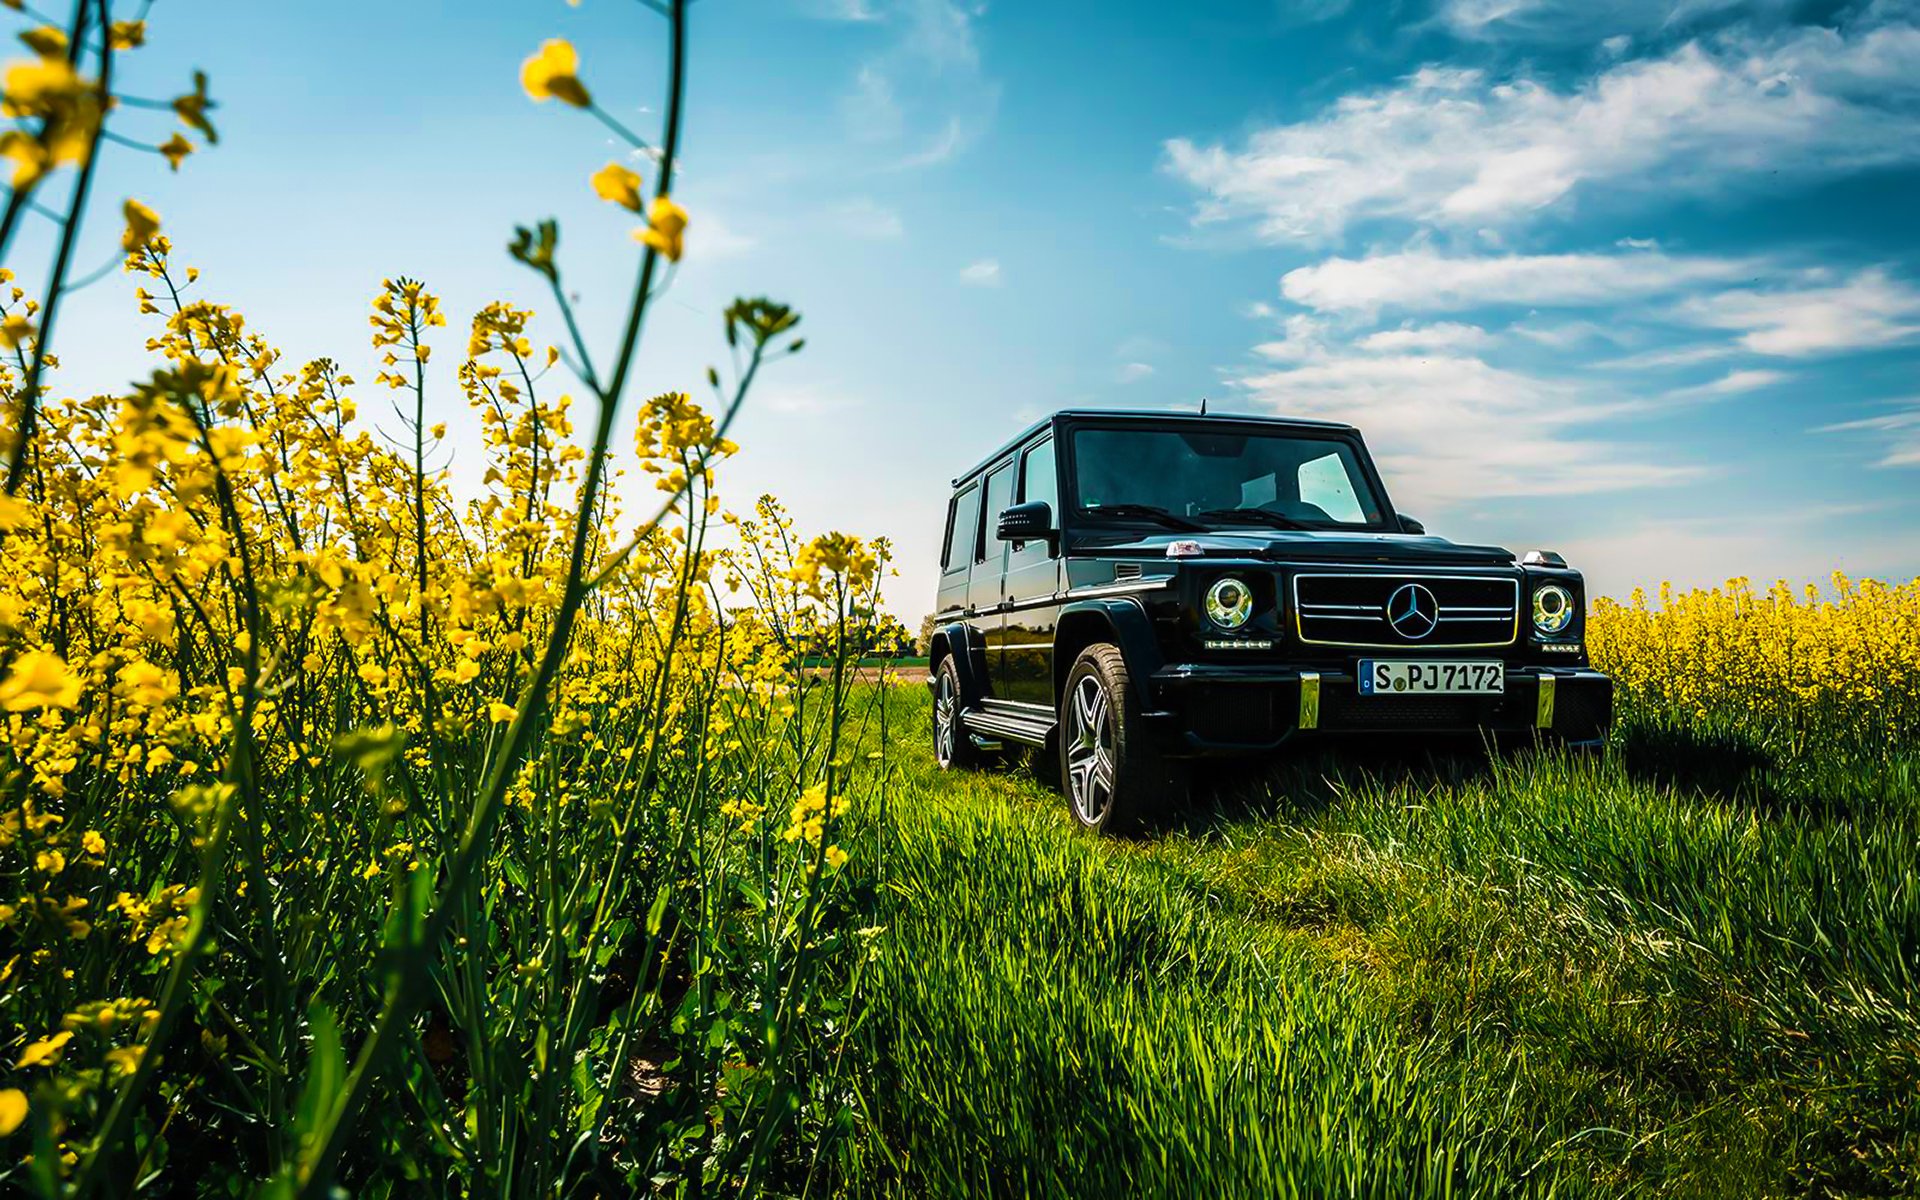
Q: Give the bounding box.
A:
[806,0,884,19]
[1565,514,1900,600]
[1675,268,1920,357]
[1279,247,1755,314]
[1163,18,1920,242]
[840,0,998,170]
[693,211,756,259]
[1816,400,1920,468]
[1668,367,1789,398]
[1597,341,1740,370]
[824,197,906,240]
[1437,0,1785,44]
[1115,362,1155,383]
[759,382,861,416]
[1232,350,1702,504]
[1508,318,1621,348]
[959,258,1001,286]
[1355,321,1493,353]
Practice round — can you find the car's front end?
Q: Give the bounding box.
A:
[1060,535,1611,753]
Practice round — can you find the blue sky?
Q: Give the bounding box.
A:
[27,0,1920,614]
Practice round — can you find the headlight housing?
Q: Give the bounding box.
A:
[1205,576,1253,629]
[1532,584,1575,635]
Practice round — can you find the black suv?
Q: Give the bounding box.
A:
[927,409,1612,832]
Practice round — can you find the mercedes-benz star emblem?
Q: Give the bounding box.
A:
[1386,582,1439,640]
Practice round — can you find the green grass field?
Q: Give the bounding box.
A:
[835,687,1920,1199]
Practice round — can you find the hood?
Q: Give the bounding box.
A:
[1080,530,1517,567]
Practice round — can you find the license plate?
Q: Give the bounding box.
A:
[1358,660,1504,695]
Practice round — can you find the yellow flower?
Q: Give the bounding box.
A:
[452,658,480,685]
[82,830,105,856]
[635,194,687,262]
[521,39,591,107]
[117,659,175,708]
[2,54,80,114]
[0,1088,25,1137]
[488,701,516,723]
[0,129,48,187]
[172,70,217,144]
[122,198,161,252]
[157,132,192,171]
[108,19,146,49]
[590,161,644,212]
[824,845,849,870]
[104,1044,145,1076]
[16,1031,71,1068]
[0,311,33,347]
[0,650,83,711]
[18,26,66,56]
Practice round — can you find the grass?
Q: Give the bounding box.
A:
[835,687,1920,1198]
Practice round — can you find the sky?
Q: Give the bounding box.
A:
[20,0,1920,616]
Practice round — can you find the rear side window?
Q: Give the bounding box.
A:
[979,464,1014,562]
[942,485,981,571]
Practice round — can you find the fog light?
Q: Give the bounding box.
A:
[1533,584,1574,635]
[1206,576,1253,629]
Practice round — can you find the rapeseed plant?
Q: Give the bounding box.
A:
[0,3,894,1195]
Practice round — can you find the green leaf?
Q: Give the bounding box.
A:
[292,1002,345,1165]
[646,883,670,938]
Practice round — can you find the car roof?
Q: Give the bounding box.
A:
[950,408,1361,488]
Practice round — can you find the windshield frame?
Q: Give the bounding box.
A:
[1061,418,1398,534]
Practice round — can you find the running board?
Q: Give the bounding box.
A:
[962,708,1054,748]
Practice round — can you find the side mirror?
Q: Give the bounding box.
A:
[997,500,1052,544]
[1399,514,1425,535]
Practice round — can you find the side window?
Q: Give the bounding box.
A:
[1020,438,1056,508]
[942,485,981,572]
[979,463,1014,562]
[1297,452,1365,523]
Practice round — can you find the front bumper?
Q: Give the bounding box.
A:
[1146,662,1612,755]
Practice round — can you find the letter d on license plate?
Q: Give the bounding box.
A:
[1359,660,1504,695]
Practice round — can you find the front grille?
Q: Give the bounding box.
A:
[1293,573,1519,648]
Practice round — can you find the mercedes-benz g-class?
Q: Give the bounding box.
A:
[927,409,1611,832]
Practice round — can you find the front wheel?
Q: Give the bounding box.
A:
[1058,645,1185,834]
[931,656,984,770]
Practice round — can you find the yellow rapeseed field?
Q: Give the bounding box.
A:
[1590,574,1920,759]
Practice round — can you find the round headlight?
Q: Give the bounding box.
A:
[1205,576,1253,629]
[1533,584,1575,635]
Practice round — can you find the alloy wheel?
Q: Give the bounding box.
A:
[933,669,956,766]
[1065,674,1115,824]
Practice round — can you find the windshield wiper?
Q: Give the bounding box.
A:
[1082,503,1209,532]
[1194,508,1309,530]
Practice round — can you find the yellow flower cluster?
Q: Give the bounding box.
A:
[0,223,889,1176]
[1589,573,1920,756]
[782,783,851,871]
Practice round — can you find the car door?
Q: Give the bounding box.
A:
[1000,437,1061,709]
[970,460,1016,700]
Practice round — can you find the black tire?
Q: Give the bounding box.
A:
[931,655,985,770]
[1058,644,1186,834]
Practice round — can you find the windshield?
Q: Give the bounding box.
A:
[1069,426,1387,530]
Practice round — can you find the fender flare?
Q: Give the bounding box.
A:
[927,621,992,705]
[1053,598,1164,713]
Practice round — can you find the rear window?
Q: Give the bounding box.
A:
[942,485,981,571]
